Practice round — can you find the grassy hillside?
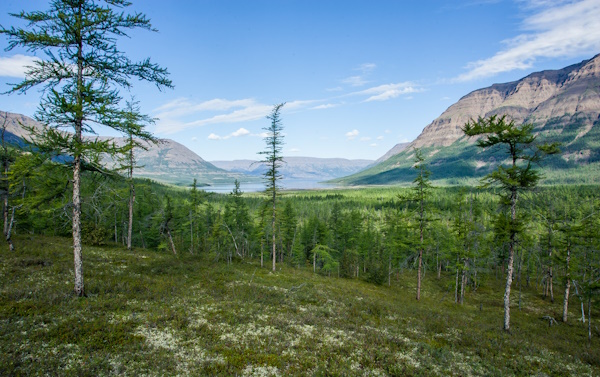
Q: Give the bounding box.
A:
[335,115,600,187]
[1,235,598,376]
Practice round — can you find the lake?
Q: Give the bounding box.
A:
[203,179,338,193]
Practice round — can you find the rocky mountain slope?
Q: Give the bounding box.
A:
[336,53,600,185]
[0,111,247,186]
[211,157,373,182]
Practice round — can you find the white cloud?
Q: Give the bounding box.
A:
[288,148,301,153]
[231,128,250,137]
[360,136,372,142]
[341,75,368,87]
[154,98,272,134]
[191,136,198,141]
[312,103,337,110]
[377,136,384,140]
[357,63,377,73]
[0,54,40,78]
[456,0,600,81]
[355,82,422,102]
[346,129,359,140]
[384,129,392,134]
[208,127,252,141]
[370,143,378,147]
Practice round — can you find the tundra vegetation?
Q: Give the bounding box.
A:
[1,1,599,375]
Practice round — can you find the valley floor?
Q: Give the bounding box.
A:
[1,236,598,376]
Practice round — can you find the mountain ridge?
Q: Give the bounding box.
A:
[211,156,373,182]
[0,111,248,186]
[336,53,600,185]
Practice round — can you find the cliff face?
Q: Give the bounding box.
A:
[411,54,600,148]
[338,54,600,185]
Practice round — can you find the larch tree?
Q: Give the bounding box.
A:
[116,99,158,251]
[462,115,559,331]
[259,103,285,272]
[1,0,172,296]
[403,148,432,301]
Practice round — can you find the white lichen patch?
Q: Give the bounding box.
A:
[395,347,422,369]
[242,364,281,377]
[219,323,280,345]
[135,326,178,350]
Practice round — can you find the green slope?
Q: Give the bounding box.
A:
[1,235,598,375]
[335,114,600,186]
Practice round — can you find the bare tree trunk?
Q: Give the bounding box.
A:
[272,189,276,272]
[503,190,518,331]
[73,154,84,297]
[73,18,85,297]
[166,227,177,255]
[562,245,571,323]
[460,258,468,304]
[6,205,16,251]
[455,255,459,304]
[416,219,423,301]
[127,180,134,250]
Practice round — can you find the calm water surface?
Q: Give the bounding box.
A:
[203,179,337,193]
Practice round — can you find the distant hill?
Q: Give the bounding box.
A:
[0,111,250,186]
[211,157,373,182]
[335,53,600,186]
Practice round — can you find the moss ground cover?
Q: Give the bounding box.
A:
[1,235,598,376]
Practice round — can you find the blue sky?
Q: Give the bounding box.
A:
[1,0,600,161]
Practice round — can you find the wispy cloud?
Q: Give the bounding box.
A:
[357,63,377,73]
[207,127,251,140]
[154,98,272,134]
[346,129,359,140]
[312,103,338,110]
[456,0,600,81]
[341,75,369,87]
[354,82,422,102]
[360,136,372,142]
[340,63,377,88]
[0,54,40,78]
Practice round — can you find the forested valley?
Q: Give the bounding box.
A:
[1,0,600,375]
[2,137,600,374]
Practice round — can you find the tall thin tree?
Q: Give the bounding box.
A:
[116,99,158,250]
[463,115,559,331]
[1,0,172,296]
[259,103,285,272]
[411,148,432,301]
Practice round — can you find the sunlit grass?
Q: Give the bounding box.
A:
[1,235,598,376]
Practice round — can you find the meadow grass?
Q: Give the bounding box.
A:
[1,235,598,376]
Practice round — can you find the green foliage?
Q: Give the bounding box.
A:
[1,235,599,376]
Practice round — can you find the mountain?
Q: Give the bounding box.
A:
[0,111,248,186]
[211,157,373,182]
[335,54,600,186]
[374,142,411,164]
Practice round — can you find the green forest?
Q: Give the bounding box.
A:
[1,0,600,375]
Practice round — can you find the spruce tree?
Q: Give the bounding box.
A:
[1,0,172,296]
